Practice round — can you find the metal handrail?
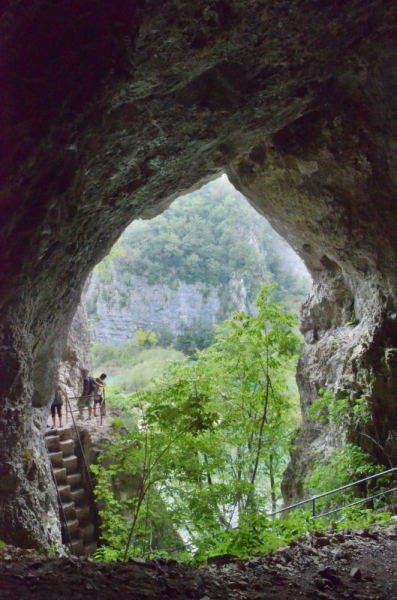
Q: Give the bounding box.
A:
[65,398,94,492]
[315,485,397,519]
[68,395,106,425]
[271,465,397,519]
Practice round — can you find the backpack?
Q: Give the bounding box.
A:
[86,376,97,395]
[53,388,63,405]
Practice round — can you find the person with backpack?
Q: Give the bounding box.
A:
[78,368,95,420]
[50,384,68,429]
[93,373,107,418]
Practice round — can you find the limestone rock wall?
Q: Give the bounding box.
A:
[86,268,252,345]
[226,62,397,500]
[59,299,93,399]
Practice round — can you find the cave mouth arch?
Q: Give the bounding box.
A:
[83,175,310,354]
[1,0,397,551]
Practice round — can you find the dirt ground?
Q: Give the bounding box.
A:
[2,523,397,599]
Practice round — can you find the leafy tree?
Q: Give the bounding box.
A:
[154,324,175,348]
[92,285,302,560]
[136,329,158,349]
[174,322,215,356]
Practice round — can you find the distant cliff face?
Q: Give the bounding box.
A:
[85,180,310,345]
[86,267,252,344]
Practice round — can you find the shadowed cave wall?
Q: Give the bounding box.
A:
[0,0,397,549]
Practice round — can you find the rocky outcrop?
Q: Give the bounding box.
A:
[226,75,397,500]
[59,298,93,398]
[87,269,251,345]
[1,0,397,549]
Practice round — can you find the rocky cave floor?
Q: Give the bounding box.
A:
[2,524,397,599]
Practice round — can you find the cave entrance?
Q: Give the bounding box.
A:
[60,175,313,554]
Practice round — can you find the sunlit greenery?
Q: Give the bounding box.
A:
[91,285,303,560]
[92,345,185,394]
[91,288,393,563]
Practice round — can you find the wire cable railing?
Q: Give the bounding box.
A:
[270,466,397,520]
[64,398,94,493]
[66,393,106,426]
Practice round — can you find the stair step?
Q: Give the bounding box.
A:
[70,488,85,506]
[62,519,79,536]
[58,484,71,502]
[57,426,72,441]
[79,522,94,542]
[53,467,67,485]
[75,505,90,522]
[69,538,84,556]
[66,472,81,488]
[63,455,78,472]
[45,435,60,452]
[83,541,98,556]
[59,439,74,457]
[61,502,76,520]
[49,451,63,468]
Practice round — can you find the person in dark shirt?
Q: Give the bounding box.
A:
[77,368,94,420]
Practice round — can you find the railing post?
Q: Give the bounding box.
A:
[312,498,315,517]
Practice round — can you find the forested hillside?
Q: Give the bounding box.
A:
[86,177,310,351]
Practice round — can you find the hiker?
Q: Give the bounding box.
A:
[78,368,94,420]
[93,373,107,418]
[51,384,68,429]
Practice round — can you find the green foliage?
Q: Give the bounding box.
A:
[305,444,379,495]
[93,546,126,562]
[136,329,158,349]
[110,417,126,429]
[0,540,6,549]
[154,324,175,348]
[91,285,302,561]
[351,397,370,426]
[307,390,371,433]
[91,287,393,565]
[307,389,348,426]
[336,507,391,531]
[304,390,393,516]
[304,443,384,516]
[174,321,215,356]
[116,185,266,290]
[91,340,139,368]
[91,415,187,560]
[101,348,185,394]
[90,458,133,552]
[345,317,358,326]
